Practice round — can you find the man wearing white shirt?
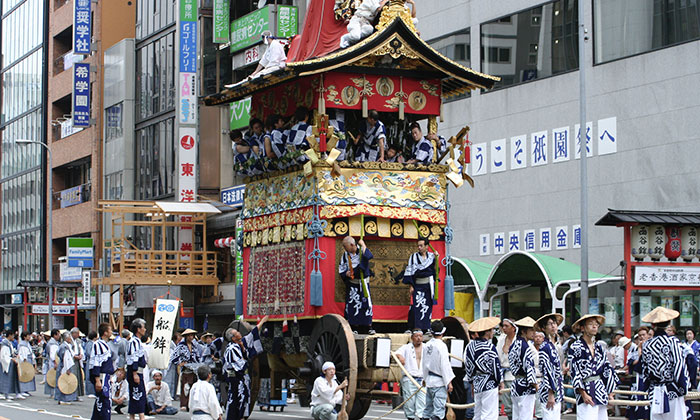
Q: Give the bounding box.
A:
[609,330,625,369]
[310,361,348,420]
[146,370,178,415]
[111,368,129,414]
[396,329,426,420]
[423,320,455,420]
[189,365,222,420]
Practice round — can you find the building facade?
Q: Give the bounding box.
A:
[418,0,700,329]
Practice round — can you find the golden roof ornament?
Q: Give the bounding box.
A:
[376,0,417,32]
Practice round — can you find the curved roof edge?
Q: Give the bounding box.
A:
[452,257,493,293]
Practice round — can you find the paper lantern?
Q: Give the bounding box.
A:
[681,226,698,262]
[665,227,681,261]
[630,225,649,261]
[649,225,666,261]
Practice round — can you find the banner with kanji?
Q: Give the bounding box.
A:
[149,299,180,369]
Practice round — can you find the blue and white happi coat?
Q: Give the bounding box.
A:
[265,129,288,161]
[289,122,313,163]
[627,343,650,420]
[357,120,386,162]
[411,137,434,165]
[170,339,202,366]
[508,336,537,397]
[402,252,436,331]
[126,336,147,414]
[328,109,347,161]
[568,337,619,406]
[89,339,115,420]
[224,327,263,420]
[463,338,502,393]
[338,246,374,326]
[538,338,564,404]
[641,332,689,408]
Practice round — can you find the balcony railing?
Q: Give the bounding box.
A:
[53,182,91,210]
[113,250,218,280]
[53,51,77,76]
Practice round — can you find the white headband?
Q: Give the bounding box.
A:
[322,361,335,372]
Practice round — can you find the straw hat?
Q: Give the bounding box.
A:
[58,372,78,394]
[18,361,35,383]
[200,332,214,339]
[641,306,680,324]
[469,317,500,332]
[618,336,632,349]
[572,314,606,332]
[182,328,197,336]
[46,368,57,387]
[514,316,537,328]
[535,313,564,331]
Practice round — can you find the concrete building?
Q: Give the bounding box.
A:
[418,0,700,328]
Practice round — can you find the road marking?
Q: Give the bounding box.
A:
[260,413,306,418]
[0,402,89,419]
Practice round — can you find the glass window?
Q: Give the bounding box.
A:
[135,117,175,200]
[136,32,176,122]
[429,28,471,101]
[105,103,124,141]
[594,0,700,63]
[136,0,176,41]
[481,0,579,89]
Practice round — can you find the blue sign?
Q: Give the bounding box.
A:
[73,63,90,127]
[73,0,92,54]
[60,185,83,208]
[180,21,198,73]
[221,185,245,207]
[179,316,194,329]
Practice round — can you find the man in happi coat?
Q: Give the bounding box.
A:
[90,323,115,420]
[354,110,387,162]
[0,330,23,400]
[339,236,374,334]
[569,314,619,420]
[422,320,455,420]
[44,328,61,396]
[223,316,268,420]
[535,313,565,420]
[171,328,201,410]
[402,238,438,332]
[641,306,690,420]
[464,317,501,420]
[17,331,36,396]
[55,331,78,404]
[126,318,148,419]
[509,317,538,420]
[627,326,651,420]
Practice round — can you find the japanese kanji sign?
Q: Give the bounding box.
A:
[277,5,298,38]
[149,299,180,369]
[634,266,700,288]
[73,0,91,54]
[179,72,197,124]
[178,127,197,203]
[73,63,90,127]
[230,7,270,52]
[213,0,230,43]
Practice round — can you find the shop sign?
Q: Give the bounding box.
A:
[73,0,92,54]
[10,294,22,305]
[60,185,83,208]
[221,185,244,207]
[32,305,72,315]
[149,299,180,369]
[213,0,230,43]
[60,262,82,281]
[82,271,91,304]
[230,7,270,53]
[277,6,298,38]
[67,237,93,268]
[230,97,251,130]
[244,45,260,65]
[635,266,700,287]
[73,63,91,127]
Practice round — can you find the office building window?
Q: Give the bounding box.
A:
[135,117,175,200]
[105,103,124,141]
[136,32,176,122]
[429,28,471,101]
[594,0,700,63]
[481,0,578,89]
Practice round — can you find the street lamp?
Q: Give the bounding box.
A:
[15,139,54,329]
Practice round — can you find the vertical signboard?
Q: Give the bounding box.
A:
[73,0,92,54]
[73,63,91,127]
[277,5,298,38]
[229,97,252,131]
[149,299,180,369]
[213,0,230,43]
[82,271,91,305]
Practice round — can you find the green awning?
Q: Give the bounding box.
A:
[453,258,493,292]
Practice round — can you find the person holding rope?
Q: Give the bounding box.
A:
[640,306,689,420]
[509,317,538,420]
[422,320,455,420]
[339,236,375,334]
[569,314,619,420]
[402,238,438,332]
[535,314,565,420]
[464,317,501,420]
[395,329,426,420]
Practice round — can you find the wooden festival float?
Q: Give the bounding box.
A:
[205,1,500,419]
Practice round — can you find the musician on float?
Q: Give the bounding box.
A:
[170,328,201,411]
[263,114,289,169]
[288,107,314,163]
[338,236,374,334]
[89,323,115,420]
[405,122,434,165]
[126,318,148,419]
[17,331,36,396]
[568,314,619,420]
[464,317,502,420]
[223,315,268,420]
[509,317,538,420]
[402,237,438,331]
[353,110,386,162]
[535,313,565,420]
[640,307,690,420]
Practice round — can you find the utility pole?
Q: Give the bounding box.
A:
[578,0,589,313]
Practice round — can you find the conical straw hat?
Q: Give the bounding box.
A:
[469,317,500,332]
[641,306,679,324]
[58,372,78,394]
[18,361,34,383]
[515,316,537,328]
[535,313,564,331]
[572,314,606,332]
[46,367,57,387]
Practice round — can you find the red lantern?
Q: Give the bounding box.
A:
[665,227,681,261]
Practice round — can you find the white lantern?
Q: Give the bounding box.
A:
[649,225,666,261]
[630,225,649,261]
[681,226,698,262]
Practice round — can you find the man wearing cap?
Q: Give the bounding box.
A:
[44,328,61,397]
[641,306,690,420]
[223,315,268,420]
[402,239,438,332]
[608,330,626,370]
[170,328,200,411]
[146,370,178,415]
[310,361,349,420]
[464,317,501,420]
[496,318,517,420]
[423,320,455,420]
[339,236,375,334]
[396,329,426,420]
[535,314,565,420]
[89,323,115,420]
[569,314,619,420]
[126,318,148,420]
[509,317,538,420]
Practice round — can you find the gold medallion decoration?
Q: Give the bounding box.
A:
[391,222,404,237]
[341,86,361,106]
[408,91,427,111]
[334,221,349,236]
[418,224,430,238]
[365,220,378,235]
[376,77,395,97]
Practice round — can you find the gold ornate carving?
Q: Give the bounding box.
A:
[334,220,349,236]
[408,91,427,111]
[373,37,418,60]
[341,86,361,106]
[376,0,416,33]
[391,222,404,237]
[418,224,430,239]
[428,116,438,135]
[326,85,341,105]
[420,80,439,96]
[365,220,378,235]
[376,77,395,97]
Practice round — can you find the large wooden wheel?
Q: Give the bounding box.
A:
[228,319,263,411]
[308,314,359,417]
[442,316,470,420]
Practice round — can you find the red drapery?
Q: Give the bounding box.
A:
[286,0,347,62]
